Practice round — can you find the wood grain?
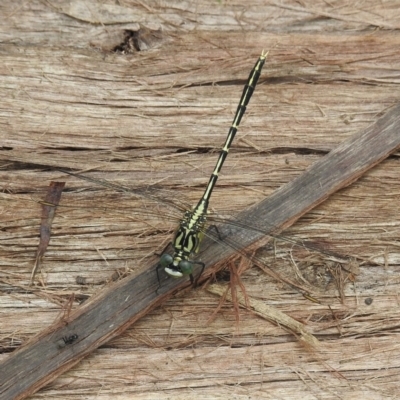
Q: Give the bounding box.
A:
[1,105,399,399]
[1,1,400,399]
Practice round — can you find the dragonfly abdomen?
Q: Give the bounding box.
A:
[160,51,267,283]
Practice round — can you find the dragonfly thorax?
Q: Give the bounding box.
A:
[160,208,207,278]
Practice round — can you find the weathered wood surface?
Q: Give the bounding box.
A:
[2,104,400,399]
[1,1,400,399]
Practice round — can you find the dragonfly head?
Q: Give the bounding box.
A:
[160,254,193,278]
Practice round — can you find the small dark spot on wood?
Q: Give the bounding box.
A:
[364,297,373,305]
[76,276,87,285]
[215,268,231,282]
[57,334,79,349]
[114,27,164,53]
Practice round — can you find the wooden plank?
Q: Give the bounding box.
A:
[1,1,400,399]
[1,100,399,399]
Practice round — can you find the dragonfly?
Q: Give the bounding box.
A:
[28,51,351,299]
[157,51,268,283]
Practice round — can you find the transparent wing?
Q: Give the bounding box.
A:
[35,170,356,301]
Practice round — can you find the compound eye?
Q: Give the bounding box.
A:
[160,254,173,267]
[179,260,193,276]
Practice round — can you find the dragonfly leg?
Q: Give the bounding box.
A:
[155,241,173,294]
[208,224,222,240]
[156,263,164,294]
[192,260,205,287]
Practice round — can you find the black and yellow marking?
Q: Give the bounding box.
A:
[159,51,268,283]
